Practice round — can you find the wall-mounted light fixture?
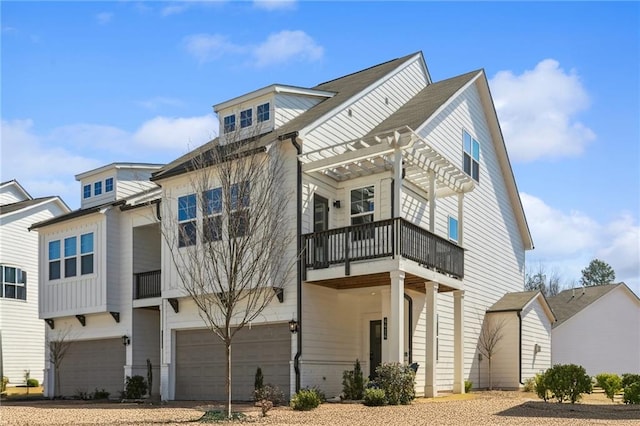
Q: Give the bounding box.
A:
[122,335,131,346]
[333,200,341,209]
[534,344,541,354]
[288,319,299,334]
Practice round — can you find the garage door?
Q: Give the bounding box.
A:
[175,324,290,401]
[57,338,125,397]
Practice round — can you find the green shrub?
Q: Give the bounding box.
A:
[542,364,592,403]
[253,384,286,406]
[304,385,326,402]
[26,378,39,387]
[75,389,90,400]
[523,376,536,392]
[363,387,386,406]
[622,374,640,389]
[123,375,148,399]
[1,376,8,393]
[92,388,110,399]
[595,373,622,402]
[290,389,321,411]
[373,362,415,405]
[535,373,549,401]
[464,380,473,393]
[342,359,366,400]
[623,382,640,404]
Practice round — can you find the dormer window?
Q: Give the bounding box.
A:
[257,103,270,123]
[94,181,102,196]
[83,184,91,199]
[223,115,236,134]
[240,108,252,128]
[105,178,114,192]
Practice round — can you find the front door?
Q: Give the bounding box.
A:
[313,195,329,267]
[369,320,382,380]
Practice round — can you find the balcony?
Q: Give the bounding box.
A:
[302,218,464,280]
[134,270,161,299]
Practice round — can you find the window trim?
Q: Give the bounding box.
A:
[223,114,236,134]
[48,240,61,280]
[105,177,114,193]
[83,184,91,199]
[448,216,459,243]
[257,102,270,123]
[178,194,197,247]
[0,265,27,300]
[462,129,480,183]
[80,233,94,275]
[203,188,223,242]
[64,236,78,278]
[94,181,103,196]
[240,108,253,128]
[350,185,376,240]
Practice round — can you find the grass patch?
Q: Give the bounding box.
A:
[1,386,45,401]
[199,410,248,423]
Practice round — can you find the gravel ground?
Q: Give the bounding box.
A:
[1,391,639,425]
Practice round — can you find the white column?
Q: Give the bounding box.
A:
[428,171,436,233]
[389,271,405,362]
[381,287,391,362]
[453,290,465,393]
[425,281,438,397]
[393,147,403,217]
[457,193,464,246]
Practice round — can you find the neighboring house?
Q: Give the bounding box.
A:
[0,180,69,385]
[484,291,554,389]
[35,52,538,400]
[547,283,640,376]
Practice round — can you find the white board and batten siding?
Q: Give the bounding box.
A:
[0,201,67,383]
[301,57,429,153]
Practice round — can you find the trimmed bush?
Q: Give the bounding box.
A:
[623,382,640,405]
[1,376,8,393]
[92,388,110,399]
[26,378,39,387]
[123,375,148,399]
[363,388,386,406]
[304,385,326,402]
[541,364,592,403]
[342,359,366,400]
[290,389,321,411]
[253,384,286,407]
[535,373,549,402]
[523,376,535,393]
[373,362,415,405]
[622,374,640,389]
[595,373,622,402]
[464,380,473,393]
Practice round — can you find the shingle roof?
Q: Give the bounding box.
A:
[29,200,125,230]
[546,284,622,327]
[151,53,420,182]
[0,196,58,215]
[487,291,541,312]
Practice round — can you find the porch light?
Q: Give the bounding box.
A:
[288,319,299,334]
[122,335,131,346]
[333,200,341,208]
[534,344,541,354]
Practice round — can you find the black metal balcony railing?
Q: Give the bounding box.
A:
[302,218,464,280]
[134,270,161,299]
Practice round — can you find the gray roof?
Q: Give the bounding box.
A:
[487,291,542,312]
[546,284,625,327]
[0,196,58,215]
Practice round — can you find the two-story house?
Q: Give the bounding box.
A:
[0,180,69,385]
[36,52,548,400]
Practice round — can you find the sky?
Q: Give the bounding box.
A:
[2,1,639,295]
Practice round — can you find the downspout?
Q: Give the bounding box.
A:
[281,131,302,392]
[517,311,523,385]
[404,293,413,363]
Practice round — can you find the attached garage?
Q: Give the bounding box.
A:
[56,338,125,397]
[175,324,291,401]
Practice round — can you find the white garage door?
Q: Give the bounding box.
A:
[175,324,290,401]
[57,338,125,397]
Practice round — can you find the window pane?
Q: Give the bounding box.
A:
[64,237,77,256]
[81,233,93,254]
[463,131,472,153]
[257,103,270,122]
[230,210,249,238]
[472,140,480,161]
[17,286,26,300]
[105,178,114,192]
[230,182,250,210]
[204,216,222,242]
[472,161,480,182]
[5,285,15,299]
[83,185,91,199]
[240,109,252,128]
[350,186,374,215]
[178,194,196,221]
[223,115,236,133]
[49,261,61,280]
[81,254,94,275]
[65,258,77,277]
[203,188,222,215]
[463,154,471,175]
[49,241,60,260]
[449,216,459,242]
[94,181,102,196]
[178,221,197,247]
[5,267,16,283]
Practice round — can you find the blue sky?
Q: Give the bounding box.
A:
[2,1,639,294]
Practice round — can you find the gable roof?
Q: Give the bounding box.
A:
[0,179,32,202]
[488,290,556,323]
[546,283,638,327]
[0,196,70,217]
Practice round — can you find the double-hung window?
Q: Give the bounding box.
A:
[240,108,252,128]
[64,236,77,277]
[448,216,459,243]
[83,184,91,199]
[223,115,236,134]
[105,178,114,192]
[350,186,374,240]
[230,182,250,238]
[178,194,197,247]
[1,266,27,300]
[463,130,480,182]
[80,233,94,275]
[203,188,223,242]
[94,181,103,196]
[49,241,61,280]
[257,103,270,123]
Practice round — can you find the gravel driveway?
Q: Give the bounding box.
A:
[1,391,639,425]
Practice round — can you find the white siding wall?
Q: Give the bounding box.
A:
[484,312,519,389]
[0,202,66,383]
[521,300,552,381]
[552,289,640,375]
[80,168,158,209]
[275,94,324,129]
[0,184,28,205]
[301,58,429,152]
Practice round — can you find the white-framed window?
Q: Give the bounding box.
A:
[64,236,77,277]
[223,115,236,134]
[105,177,114,192]
[48,233,95,280]
[83,184,91,199]
[203,188,222,242]
[257,103,270,123]
[49,240,61,280]
[463,130,480,182]
[448,216,459,243]
[240,108,252,128]
[230,181,250,238]
[178,194,197,247]
[350,186,375,240]
[1,265,26,300]
[80,233,94,275]
[94,181,103,196]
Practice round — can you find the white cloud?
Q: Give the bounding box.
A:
[133,115,218,150]
[522,192,639,293]
[136,97,186,110]
[162,4,191,17]
[253,0,297,11]
[253,30,323,68]
[183,34,242,63]
[96,12,113,25]
[490,59,596,162]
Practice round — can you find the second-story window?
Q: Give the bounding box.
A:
[80,233,94,275]
[223,115,236,134]
[105,178,114,192]
[178,194,197,247]
[463,130,480,182]
[94,181,103,196]
[203,188,222,242]
[64,236,77,277]
[83,184,91,199]
[1,265,27,300]
[257,103,270,123]
[240,108,252,128]
[49,240,61,280]
[351,186,374,240]
[448,216,459,243]
[230,182,250,238]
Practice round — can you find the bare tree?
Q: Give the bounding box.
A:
[47,326,75,398]
[477,315,506,390]
[160,133,296,417]
[525,262,563,297]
